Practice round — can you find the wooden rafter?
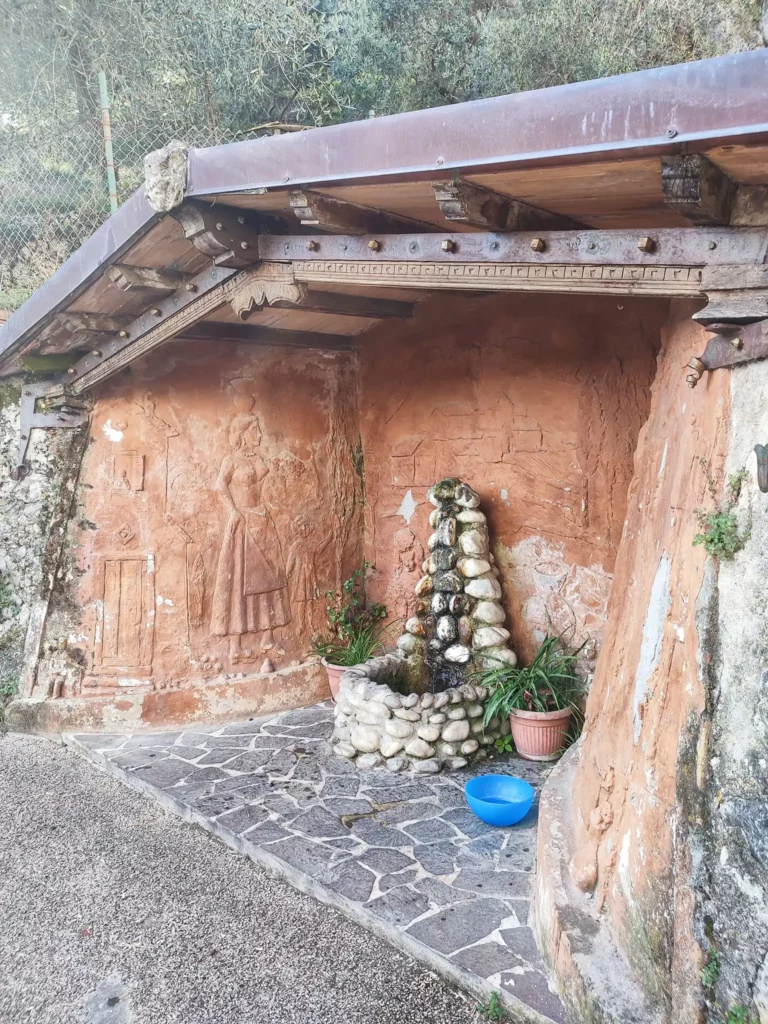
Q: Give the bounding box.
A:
[107,265,188,295]
[431,179,583,231]
[55,312,133,334]
[660,154,736,226]
[288,189,429,234]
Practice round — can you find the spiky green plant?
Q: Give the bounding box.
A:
[478,636,586,730]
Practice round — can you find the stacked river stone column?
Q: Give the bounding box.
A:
[396,478,517,692]
[331,478,517,773]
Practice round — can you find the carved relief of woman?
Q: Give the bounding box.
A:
[211,415,291,662]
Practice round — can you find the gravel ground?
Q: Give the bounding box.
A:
[0,735,483,1024]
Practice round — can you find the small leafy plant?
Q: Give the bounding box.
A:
[476,990,506,1021]
[693,460,749,561]
[478,635,586,730]
[701,948,720,990]
[725,1006,757,1024]
[494,735,514,754]
[312,563,388,667]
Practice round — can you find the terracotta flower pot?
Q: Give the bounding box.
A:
[509,707,572,761]
[321,658,347,701]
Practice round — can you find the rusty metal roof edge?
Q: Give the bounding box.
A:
[2,50,767,365]
[0,188,159,365]
[186,50,768,195]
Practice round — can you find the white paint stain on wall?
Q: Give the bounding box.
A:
[397,489,418,524]
[102,419,123,442]
[633,552,671,743]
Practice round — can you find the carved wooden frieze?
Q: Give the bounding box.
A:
[291,260,704,296]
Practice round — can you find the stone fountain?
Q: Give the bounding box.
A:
[331,479,517,773]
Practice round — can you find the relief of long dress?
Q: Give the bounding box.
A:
[211,505,291,635]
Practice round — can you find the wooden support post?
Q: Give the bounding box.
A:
[431,179,583,231]
[661,154,736,226]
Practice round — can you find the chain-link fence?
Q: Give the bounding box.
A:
[0,118,247,313]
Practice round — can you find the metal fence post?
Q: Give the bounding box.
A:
[98,71,118,213]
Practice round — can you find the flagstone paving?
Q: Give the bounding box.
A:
[65,701,566,1024]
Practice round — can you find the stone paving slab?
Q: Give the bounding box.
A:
[65,701,566,1024]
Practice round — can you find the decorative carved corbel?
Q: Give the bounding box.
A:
[172,201,260,268]
[226,263,308,320]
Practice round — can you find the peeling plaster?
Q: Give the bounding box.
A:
[101,419,123,442]
[396,488,418,524]
[633,552,671,743]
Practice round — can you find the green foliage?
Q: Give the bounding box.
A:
[725,1006,757,1024]
[478,636,586,730]
[476,990,506,1021]
[701,948,720,990]
[0,0,761,306]
[0,675,19,728]
[494,734,515,755]
[693,461,749,560]
[330,0,761,119]
[312,563,388,666]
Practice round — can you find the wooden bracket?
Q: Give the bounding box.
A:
[107,264,188,295]
[172,200,260,267]
[226,262,415,320]
[10,381,88,480]
[661,154,736,226]
[288,189,427,234]
[684,319,768,388]
[431,179,583,231]
[227,263,308,319]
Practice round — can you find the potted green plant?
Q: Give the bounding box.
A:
[312,563,388,700]
[479,636,585,761]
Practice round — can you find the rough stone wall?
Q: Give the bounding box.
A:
[30,340,362,703]
[357,291,665,669]
[567,301,733,1019]
[691,357,768,1020]
[0,376,88,703]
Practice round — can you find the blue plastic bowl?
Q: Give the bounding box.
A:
[464,774,536,827]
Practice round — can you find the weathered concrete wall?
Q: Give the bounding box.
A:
[8,340,362,728]
[357,291,666,668]
[554,299,768,1021]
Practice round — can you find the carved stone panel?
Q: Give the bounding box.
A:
[93,555,155,676]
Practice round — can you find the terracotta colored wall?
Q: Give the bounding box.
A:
[568,302,731,1016]
[357,291,666,666]
[54,340,361,695]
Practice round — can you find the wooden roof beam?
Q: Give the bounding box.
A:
[289,189,431,234]
[661,154,736,226]
[258,226,768,266]
[431,179,584,231]
[178,321,353,350]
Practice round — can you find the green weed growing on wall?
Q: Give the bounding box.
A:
[693,460,749,561]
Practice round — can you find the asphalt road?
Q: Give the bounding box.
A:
[0,735,481,1024]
